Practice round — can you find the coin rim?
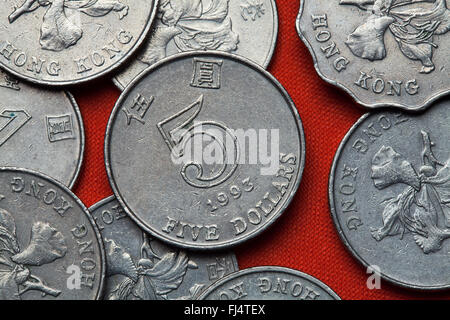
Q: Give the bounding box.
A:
[197,265,341,300]
[88,195,241,293]
[65,91,85,189]
[0,166,106,299]
[104,51,306,250]
[295,0,449,111]
[328,111,450,290]
[0,0,159,86]
[112,0,279,91]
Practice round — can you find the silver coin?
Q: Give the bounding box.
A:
[329,98,450,290]
[90,196,239,300]
[198,266,340,300]
[105,51,305,250]
[296,0,450,111]
[0,69,84,188]
[0,0,158,86]
[0,167,105,299]
[113,0,278,90]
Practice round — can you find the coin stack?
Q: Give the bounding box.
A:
[0,0,446,301]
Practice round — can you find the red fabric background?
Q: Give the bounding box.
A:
[71,0,450,300]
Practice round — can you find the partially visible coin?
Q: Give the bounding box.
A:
[105,52,305,250]
[198,266,340,300]
[0,0,158,86]
[329,98,450,290]
[0,168,105,300]
[0,69,84,188]
[113,0,278,90]
[296,0,450,111]
[90,196,239,300]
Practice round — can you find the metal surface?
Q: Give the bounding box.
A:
[0,0,158,86]
[0,167,105,299]
[296,0,450,111]
[105,51,305,250]
[113,0,278,90]
[198,266,340,300]
[90,196,239,300]
[0,69,84,188]
[329,98,450,290]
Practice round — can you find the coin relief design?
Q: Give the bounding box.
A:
[0,213,67,298]
[329,98,450,289]
[297,0,450,110]
[157,94,239,189]
[113,0,278,89]
[8,0,129,52]
[0,0,158,85]
[0,70,84,188]
[90,196,239,300]
[0,168,105,299]
[105,52,305,250]
[370,134,450,253]
[198,266,340,300]
[342,0,449,74]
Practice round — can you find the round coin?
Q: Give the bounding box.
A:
[90,196,239,300]
[198,266,340,300]
[296,0,450,111]
[0,0,158,86]
[329,98,450,290]
[113,0,278,90]
[0,69,84,188]
[105,51,305,250]
[0,167,105,299]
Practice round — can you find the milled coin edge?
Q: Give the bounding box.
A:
[197,265,341,300]
[328,111,450,291]
[295,0,449,111]
[104,51,306,251]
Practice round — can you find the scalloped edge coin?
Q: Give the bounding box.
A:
[296,0,450,111]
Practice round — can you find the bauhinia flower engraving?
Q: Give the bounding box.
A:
[8,0,129,52]
[340,0,450,73]
[0,209,67,299]
[138,0,239,66]
[105,233,203,300]
[370,131,450,254]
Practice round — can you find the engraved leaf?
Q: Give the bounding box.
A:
[147,252,189,295]
[39,0,83,52]
[11,222,67,266]
[104,238,138,282]
[371,146,420,190]
[132,251,190,299]
[346,15,395,61]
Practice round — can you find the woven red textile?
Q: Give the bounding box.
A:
[71,0,450,300]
